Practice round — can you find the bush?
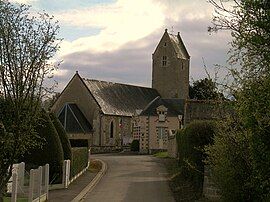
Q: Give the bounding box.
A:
[130,140,139,151]
[70,147,88,179]
[176,120,216,197]
[205,120,256,201]
[49,112,72,160]
[22,110,64,183]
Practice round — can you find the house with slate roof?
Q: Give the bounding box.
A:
[51,29,190,153]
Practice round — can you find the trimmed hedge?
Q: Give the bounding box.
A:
[176,120,216,198]
[70,147,89,179]
[130,140,139,151]
[50,112,72,160]
[22,110,64,183]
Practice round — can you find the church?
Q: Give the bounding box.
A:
[52,29,211,153]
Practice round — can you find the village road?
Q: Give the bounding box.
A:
[83,153,175,202]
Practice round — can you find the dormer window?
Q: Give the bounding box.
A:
[162,56,167,67]
[156,105,168,122]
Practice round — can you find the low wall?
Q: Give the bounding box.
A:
[203,165,221,200]
[167,135,178,158]
[90,146,122,154]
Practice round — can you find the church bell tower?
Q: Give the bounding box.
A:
[152,29,190,99]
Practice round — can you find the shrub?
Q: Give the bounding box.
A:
[49,112,72,160]
[176,120,216,197]
[22,110,64,183]
[130,139,139,151]
[70,147,88,179]
[205,120,256,201]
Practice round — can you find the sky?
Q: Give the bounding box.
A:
[10,0,232,91]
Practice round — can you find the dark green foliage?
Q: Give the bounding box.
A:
[130,140,140,151]
[189,78,224,100]
[49,112,72,160]
[206,121,254,201]
[22,110,64,183]
[207,0,270,200]
[70,147,89,179]
[176,120,216,197]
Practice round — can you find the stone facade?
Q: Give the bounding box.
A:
[51,74,99,145]
[152,29,190,99]
[133,111,180,154]
[184,100,230,125]
[98,115,132,146]
[51,74,133,147]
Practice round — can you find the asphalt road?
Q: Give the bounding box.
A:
[83,153,175,202]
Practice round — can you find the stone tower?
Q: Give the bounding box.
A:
[152,29,190,99]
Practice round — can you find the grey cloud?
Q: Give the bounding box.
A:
[55,10,232,91]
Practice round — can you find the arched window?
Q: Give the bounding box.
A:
[110,121,114,138]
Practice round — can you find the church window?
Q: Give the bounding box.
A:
[110,121,114,138]
[164,42,167,47]
[162,56,167,66]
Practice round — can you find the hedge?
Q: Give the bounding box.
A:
[70,147,89,179]
[176,120,216,198]
[50,112,72,160]
[130,139,139,151]
[22,110,64,183]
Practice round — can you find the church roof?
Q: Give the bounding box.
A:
[168,33,190,59]
[82,78,160,116]
[140,96,185,116]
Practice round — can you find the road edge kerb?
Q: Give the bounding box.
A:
[71,159,107,202]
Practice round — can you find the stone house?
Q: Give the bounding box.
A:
[132,97,185,154]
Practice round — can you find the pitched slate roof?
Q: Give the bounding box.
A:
[82,78,160,116]
[140,96,185,116]
[168,33,190,60]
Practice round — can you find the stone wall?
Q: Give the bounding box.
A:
[184,100,229,125]
[90,146,122,154]
[203,165,221,201]
[100,115,132,146]
[167,134,178,158]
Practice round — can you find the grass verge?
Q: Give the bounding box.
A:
[4,197,27,202]
[153,151,168,158]
[154,157,207,202]
[88,159,102,173]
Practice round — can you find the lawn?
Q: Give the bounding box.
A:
[153,151,168,158]
[4,197,28,202]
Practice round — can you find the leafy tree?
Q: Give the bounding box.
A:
[189,78,223,100]
[206,0,270,200]
[0,1,60,200]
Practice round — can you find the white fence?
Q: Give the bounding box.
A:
[7,163,49,202]
[8,149,91,200]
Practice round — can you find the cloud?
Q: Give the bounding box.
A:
[51,0,232,91]
[9,0,36,4]
[53,0,165,56]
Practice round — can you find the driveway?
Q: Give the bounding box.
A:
[83,153,175,202]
